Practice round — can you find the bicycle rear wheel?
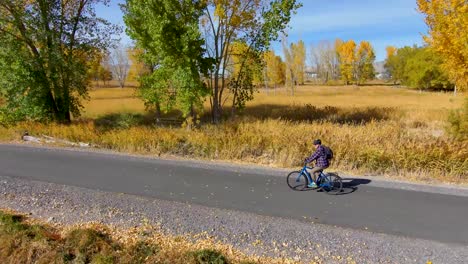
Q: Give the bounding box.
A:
[287,171,308,191]
[320,173,343,195]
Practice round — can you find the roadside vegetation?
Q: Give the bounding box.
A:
[1,85,466,183]
[0,210,301,264]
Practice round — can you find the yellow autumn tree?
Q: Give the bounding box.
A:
[355,41,376,85]
[417,0,468,92]
[386,46,397,58]
[264,50,285,88]
[336,39,375,85]
[127,47,150,82]
[336,40,356,85]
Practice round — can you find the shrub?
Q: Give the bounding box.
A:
[447,98,468,140]
[191,249,229,264]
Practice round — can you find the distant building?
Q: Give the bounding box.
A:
[305,71,318,79]
[373,61,388,80]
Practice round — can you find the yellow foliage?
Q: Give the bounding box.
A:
[212,0,260,27]
[356,41,376,84]
[336,40,356,84]
[264,50,285,87]
[418,0,468,90]
[127,47,149,82]
[337,40,375,85]
[386,46,397,58]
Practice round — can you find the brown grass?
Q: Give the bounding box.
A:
[0,210,307,264]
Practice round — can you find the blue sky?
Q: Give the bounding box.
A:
[96,0,428,61]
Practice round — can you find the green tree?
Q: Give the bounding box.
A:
[123,0,214,119]
[0,0,118,123]
[384,45,453,90]
[384,46,418,85]
[403,47,453,91]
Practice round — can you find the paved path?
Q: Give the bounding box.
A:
[1,144,467,245]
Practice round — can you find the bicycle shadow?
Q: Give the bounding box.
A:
[289,177,371,195]
[338,178,372,195]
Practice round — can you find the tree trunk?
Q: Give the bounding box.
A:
[212,96,222,124]
[230,86,237,119]
[155,102,161,123]
[454,85,457,96]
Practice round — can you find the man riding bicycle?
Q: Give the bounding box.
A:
[304,139,330,188]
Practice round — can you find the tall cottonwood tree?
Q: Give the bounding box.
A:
[355,41,376,85]
[336,39,375,85]
[264,50,285,89]
[336,40,356,85]
[385,46,418,85]
[123,0,211,119]
[227,41,259,112]
[417,0,468,93]
[282,38,306,95]
[127,47,150,82]
[292,40,306,85]
[384,46,398,83]
[201,0,301,122]
[282,37,295,95]
[0,0,118,123]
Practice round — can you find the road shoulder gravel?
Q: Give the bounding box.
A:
[1,174,467,263]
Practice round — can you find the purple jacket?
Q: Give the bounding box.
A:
[305,145,329,167]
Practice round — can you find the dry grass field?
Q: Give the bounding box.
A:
[83,84,461,125]
[2,84,467,183]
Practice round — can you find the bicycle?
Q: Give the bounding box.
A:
[287,163,343,194]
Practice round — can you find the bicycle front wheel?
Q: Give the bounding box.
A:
[320,173,343,195]
[287,171,308,191]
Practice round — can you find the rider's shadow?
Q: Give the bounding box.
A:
[339,178,372,195]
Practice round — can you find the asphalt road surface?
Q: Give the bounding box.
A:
[1,144,467,245]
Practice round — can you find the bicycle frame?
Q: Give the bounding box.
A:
[299,164,332,188]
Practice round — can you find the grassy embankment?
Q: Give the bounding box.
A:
[0,210,305,264]
[1,85,466,183]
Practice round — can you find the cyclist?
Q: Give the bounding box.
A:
[304,139,330,188]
